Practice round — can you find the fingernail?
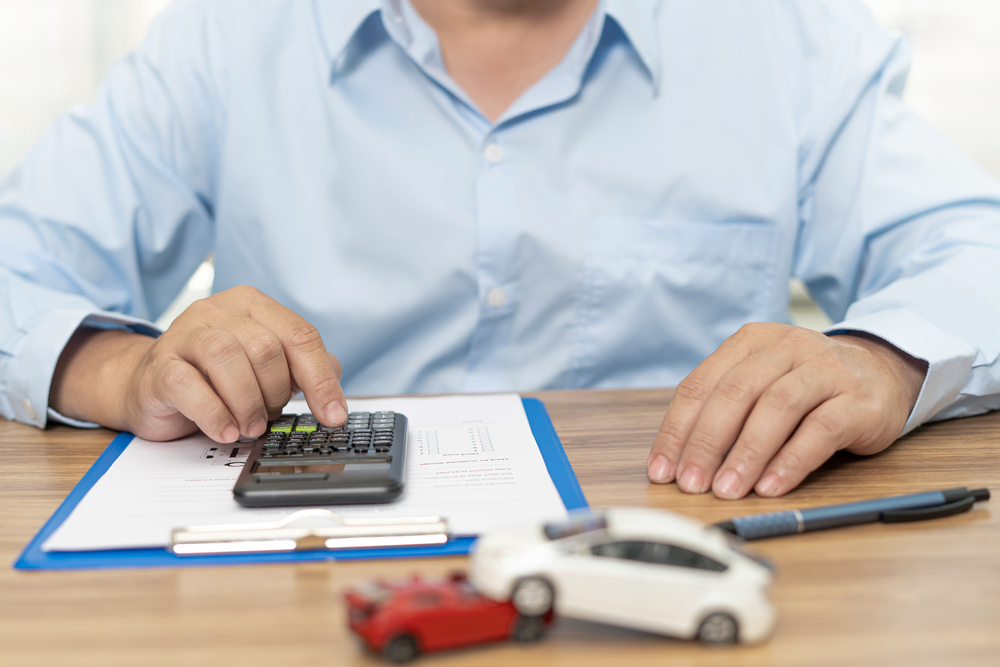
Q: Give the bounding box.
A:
[325,402,347,425]
[756,472,780,497]
[714,469,741,499]
[678,466,706,494]
[249,418,267,438]
[222,425,240,443]
[647,455,672,483]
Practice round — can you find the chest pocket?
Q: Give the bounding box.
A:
[568,217,781,388]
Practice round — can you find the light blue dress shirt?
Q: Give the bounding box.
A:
[2,0,1000,432]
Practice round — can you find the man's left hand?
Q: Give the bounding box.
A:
[645,323,927,499]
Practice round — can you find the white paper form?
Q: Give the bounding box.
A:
[43,393,569,551]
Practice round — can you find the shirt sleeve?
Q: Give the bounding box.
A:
[790,2,1000,433]
[0,1,225,428]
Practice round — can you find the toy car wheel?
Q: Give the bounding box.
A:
[511,577,554,617]
[511,615,545,643]
[697,612,739,645]
[382,635,419,663]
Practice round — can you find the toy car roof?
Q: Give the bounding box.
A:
[595,508,732,556]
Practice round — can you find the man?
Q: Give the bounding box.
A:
[1,0,998,500]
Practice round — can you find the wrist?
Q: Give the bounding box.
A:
[831,332,928,410]
[49,328,155,428]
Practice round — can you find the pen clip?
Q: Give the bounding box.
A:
[880,495,977,523]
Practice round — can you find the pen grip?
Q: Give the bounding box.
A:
[730,510,801,540]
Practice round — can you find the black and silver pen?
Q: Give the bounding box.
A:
[715,486,990,540]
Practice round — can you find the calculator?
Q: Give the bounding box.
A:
[232,411,407,507]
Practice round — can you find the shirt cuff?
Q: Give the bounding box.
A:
[6,308,160,429]
[824,309,978,435]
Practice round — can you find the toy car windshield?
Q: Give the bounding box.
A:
[543,513,608,540]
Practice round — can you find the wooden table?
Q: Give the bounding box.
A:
[2,388,998,667]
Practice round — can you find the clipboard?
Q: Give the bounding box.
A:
[14,398,587,570]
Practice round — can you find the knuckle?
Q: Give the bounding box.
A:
[673,375,713,405]
[656,419,688,450]
[311,372,342,397]
[685,430,727,458]
[160,360,195,390]
[286,323,324,351]
[810,409,847,442]
[178,296,217,321]
[202,330,242,363]
[732,432,773,467]
[246,334,284,366]
[228,284,260,299]
[265,387,293,414]
[715,374,754,404]
[761,382,802,414]
[783,325,822,348]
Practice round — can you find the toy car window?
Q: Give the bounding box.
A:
[591,541,649,561]
[412,593,441,607]
[544,514,608,540]
[652,544,727,572]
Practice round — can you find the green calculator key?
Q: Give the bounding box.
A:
[295,425,317,432]
[270,425,292,433]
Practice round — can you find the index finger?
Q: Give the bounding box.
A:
[236,288,348,427]
[647,326,758,484]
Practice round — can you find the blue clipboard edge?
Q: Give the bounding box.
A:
[14,397,587,570]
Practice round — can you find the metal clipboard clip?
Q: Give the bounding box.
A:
[171,508,449,556]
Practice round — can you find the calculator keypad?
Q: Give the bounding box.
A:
[255,412,400,458]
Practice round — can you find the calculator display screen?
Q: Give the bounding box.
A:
[253,462,391,475]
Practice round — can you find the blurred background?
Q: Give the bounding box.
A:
[1,0,998,330]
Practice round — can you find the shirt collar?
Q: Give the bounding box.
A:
[311,0,382,78]
[604,0,663,93]
[312,0,663,93]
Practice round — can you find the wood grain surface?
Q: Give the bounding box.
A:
[2,388,998,667]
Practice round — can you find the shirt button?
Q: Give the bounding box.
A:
[23,397,36,421]
[486,287,507,307]
[483,143,504,164]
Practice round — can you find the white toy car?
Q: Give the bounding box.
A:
[469,507,775,645]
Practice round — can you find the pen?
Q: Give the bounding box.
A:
[715,487,991,540]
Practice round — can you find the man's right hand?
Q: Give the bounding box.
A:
[49,285,347,442]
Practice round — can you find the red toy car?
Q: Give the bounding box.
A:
[345,571,553,662]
